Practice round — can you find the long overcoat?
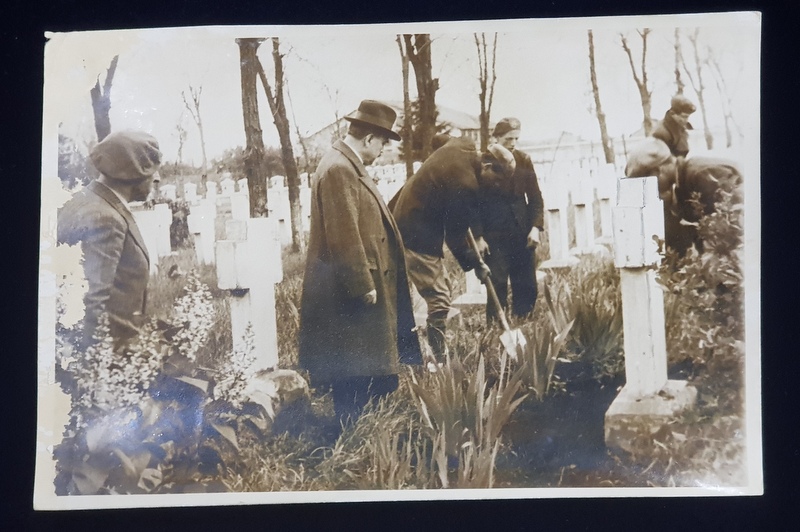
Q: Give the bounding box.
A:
[57,180,150,348]
[298,140,422,384]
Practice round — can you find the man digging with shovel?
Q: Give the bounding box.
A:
[390,139,524,365]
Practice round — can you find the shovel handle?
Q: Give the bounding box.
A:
[466,229,512,333]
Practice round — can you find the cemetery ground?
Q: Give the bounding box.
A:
[53,188,747,493]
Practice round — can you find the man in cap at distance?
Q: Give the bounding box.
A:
[58,130,162,350]
[390,136,515,363]
[478,117,545,321]
[652,94,697,159]
[299,100,422,430]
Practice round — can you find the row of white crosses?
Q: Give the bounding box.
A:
[538,160,618,270]
[453,160,618,307]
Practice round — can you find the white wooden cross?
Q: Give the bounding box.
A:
[605,175,697,454]
[216,217,283,372]
[187,199,216,265]
[611,176,668,395]
[539,175,578,270]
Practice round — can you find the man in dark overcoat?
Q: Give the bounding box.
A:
[298,100,422,427]
[58,130,162,350]
[390,137,513,360]
[479,117,545,320]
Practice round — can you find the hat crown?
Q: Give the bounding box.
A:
[670,94,696,114]
[346,100,401,140]
[492,117,522,138]
[90,130,162,181]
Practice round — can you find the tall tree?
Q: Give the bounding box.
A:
[588,30,615,165]
[182,85,209,173]
[256,37,304,252]
[706,49,740,148]
[403,34,438,161]
[674,28,686,95]
[680,29,714,150]
[620,29,654,135]
[396,36,414,178]
[284,77,316,186]
[236,38,269,218]
[474,32,498,152]
[89,55,119,142]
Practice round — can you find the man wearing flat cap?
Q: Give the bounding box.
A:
[652,94,697,159]
[58,130,162,350]
[478,117,545,321]
[299,100,422,429]
[390,137,514,361]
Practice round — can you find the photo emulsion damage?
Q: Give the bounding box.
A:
[36,12,762,509]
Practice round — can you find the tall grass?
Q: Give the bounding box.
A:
[408,349,528,488]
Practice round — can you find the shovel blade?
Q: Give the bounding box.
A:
[499,328,527,361]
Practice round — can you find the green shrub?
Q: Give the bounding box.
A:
[657,187,745,412]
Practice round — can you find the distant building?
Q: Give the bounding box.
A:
[301,101,482,167]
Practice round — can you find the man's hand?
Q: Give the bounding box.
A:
[474,236,490,258]
[526,227,541,249]
[474,262,491,283]
[361,289,377,305]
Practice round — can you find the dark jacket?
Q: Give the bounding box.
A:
[57,180,150,348]
[298,140,422,384]
[478,149,544,237]
[664,156,742,255]
[389,137,484,270]
[652,110,693,158]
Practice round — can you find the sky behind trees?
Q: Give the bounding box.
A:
[45,12,759,167]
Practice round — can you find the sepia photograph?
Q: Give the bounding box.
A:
[36,12,762,510]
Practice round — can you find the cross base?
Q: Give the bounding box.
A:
[604,379,697,456]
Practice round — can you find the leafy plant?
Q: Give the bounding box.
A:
[518,284,574,400]
[408,350,528,488]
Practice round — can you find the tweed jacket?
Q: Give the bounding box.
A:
[57,180,150,347]
[298,140,422,384]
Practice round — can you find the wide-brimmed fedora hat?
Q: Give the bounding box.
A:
[344,100,401,141]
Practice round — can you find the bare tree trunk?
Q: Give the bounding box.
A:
[397,36,414,178]
[256,38,304,253]
[236,38,269,218]
[588,30,615,165]
[706,51,739,148]
[90,55,119,142]
[284,78,315,184]
[620,29,653,135]
[182,85,209,173]
[674,28,686,95]
[475,33,498,152]
[175,117,187,196]
[683,29,714,150]
[404,34,438,161]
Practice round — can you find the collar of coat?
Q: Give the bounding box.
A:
[331,139,405,242]
[87,180,150,264]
